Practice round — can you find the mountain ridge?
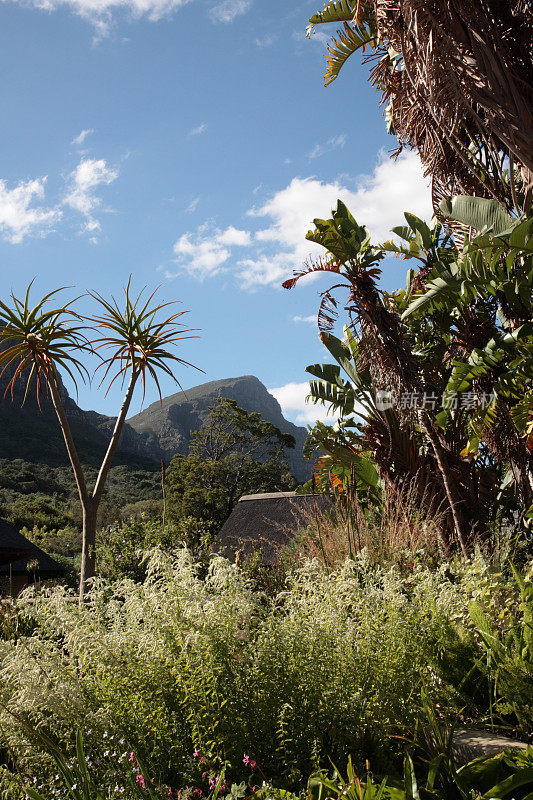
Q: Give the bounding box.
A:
[126,375,311,481]
[0,367,311,482]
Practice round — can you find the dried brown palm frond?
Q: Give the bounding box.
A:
[375,0,533,211]
[317,0,533,213]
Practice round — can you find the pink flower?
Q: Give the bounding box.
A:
[250,761,257,771]
[243,755,250,766]
[193,749,201,758]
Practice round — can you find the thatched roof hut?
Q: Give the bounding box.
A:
[0,518,35,566]
[216,492,331,564]
[0,519,65,594]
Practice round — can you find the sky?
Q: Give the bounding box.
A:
[0,0,433,427]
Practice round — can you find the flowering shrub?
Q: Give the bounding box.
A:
[0,548,527,796]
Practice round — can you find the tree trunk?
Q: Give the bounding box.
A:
[48,366,139,604]
[419,411,470,558]
[79,500,98,603]
[77,369,139,603]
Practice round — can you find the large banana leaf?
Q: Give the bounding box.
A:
[306,200,372,262]
[402,268,461,318]
[439,196,513,236]
[324,22,377,86]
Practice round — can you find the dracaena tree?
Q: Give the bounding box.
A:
[0,280,198,602]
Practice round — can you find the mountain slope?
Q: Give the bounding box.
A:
[127,376,311,482]
[0,365,311,482]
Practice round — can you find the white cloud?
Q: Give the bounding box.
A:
[209,0,251,23]
[0,177,61,244]
[269,381,333,426]
[72,129,94,146]
[186,196,200,213]
[63,158,118,235]
[217,225,251,246]
[164,150,431,290]
[171,224,251,279]
[189,122,208,136]
[308,133,347,160]
[4,0,193,36]
[255,34,274,48]
[237,150,432,288]
[293,315,316,324]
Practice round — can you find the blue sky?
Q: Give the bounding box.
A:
[0,0,432,426]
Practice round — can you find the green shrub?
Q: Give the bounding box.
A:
[0,550,528,796]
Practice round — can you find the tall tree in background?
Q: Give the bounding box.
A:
[166,398,296,530]
[0,282,198,602]
[308,0,533,213]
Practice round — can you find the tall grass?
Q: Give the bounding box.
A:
[0,549,479,794]
[284,487,444,570]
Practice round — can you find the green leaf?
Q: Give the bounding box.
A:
[323,21,377,86]
[483,767,533,798]
[309,0,355,25]
[403,755,420,800]
[439,196,513,236]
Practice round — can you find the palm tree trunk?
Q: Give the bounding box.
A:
[47,369,89,509]
[49,366,139,604]
[92,369,138,506]
[79,500,97,600]
[419,411,470,558]
[47,371,96,603]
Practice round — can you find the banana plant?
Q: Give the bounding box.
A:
[306,1,378,88]
[402,199,533,514]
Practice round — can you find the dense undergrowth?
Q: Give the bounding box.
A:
[0,545,531,798]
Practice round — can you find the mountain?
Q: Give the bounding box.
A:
[0,363,155,471]
[0,364,311,482]
[126,376,311,482]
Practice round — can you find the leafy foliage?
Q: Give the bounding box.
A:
[166,399,296,531]
[0,549,506,794]
[469,565,533,731]
[285,201,532,549]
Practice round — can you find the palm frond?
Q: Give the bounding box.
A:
[309,0,356,26]
[324,21,377,86]
[88,281,203,404]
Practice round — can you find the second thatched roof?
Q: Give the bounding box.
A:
[216,492,331,564]
[0,518,65,579]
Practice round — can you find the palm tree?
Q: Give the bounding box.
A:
[307,0,533,214]
[0,280,199,602]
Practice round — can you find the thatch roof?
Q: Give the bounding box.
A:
[0,518,65,579]
[216,492,331,564]
[0,518,35,566]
